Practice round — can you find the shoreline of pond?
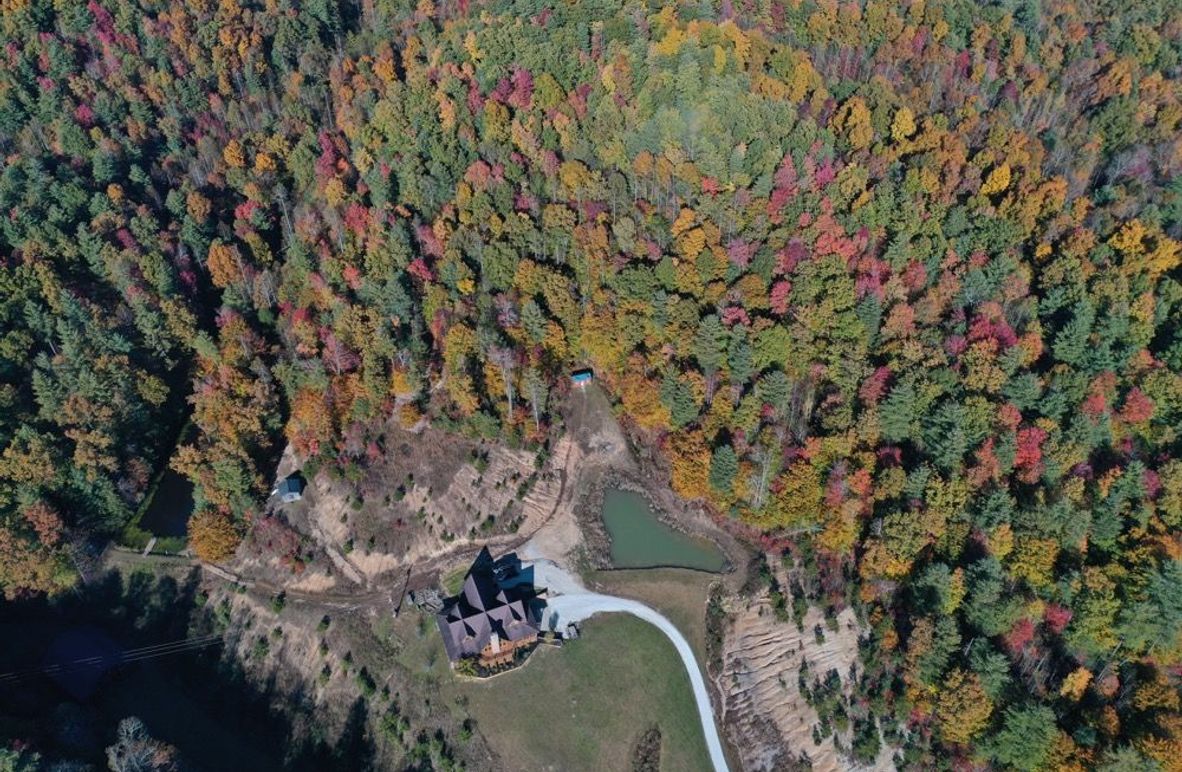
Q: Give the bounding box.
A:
[120,421,197,554]
[600,488,727,572]
[573,467,737,576]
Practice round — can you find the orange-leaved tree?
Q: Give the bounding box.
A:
[188,511,243,563]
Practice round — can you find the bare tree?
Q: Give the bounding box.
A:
[523,366,548,432]
[106,717,180,772]
[487,346,517,421]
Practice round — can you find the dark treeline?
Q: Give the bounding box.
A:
[0,571,376,771]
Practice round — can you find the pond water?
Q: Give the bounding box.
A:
[600,489,726,572]
[139,469,195,538]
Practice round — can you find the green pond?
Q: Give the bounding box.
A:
[600,488,726,572]
[139,469,195,538]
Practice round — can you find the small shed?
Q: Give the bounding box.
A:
[278,473,305,503]
[570,368,594,387]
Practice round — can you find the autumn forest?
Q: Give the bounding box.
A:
[2,0,1182,768]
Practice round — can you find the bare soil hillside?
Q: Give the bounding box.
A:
[718,590,896,772]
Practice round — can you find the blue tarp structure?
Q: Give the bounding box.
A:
[278,473,305,503]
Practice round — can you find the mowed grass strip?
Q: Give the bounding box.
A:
[440,563,468,596]
[460,614,711,772]
[588,567,717,666]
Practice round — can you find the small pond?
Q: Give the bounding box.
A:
[600,488,726,572]
[139,469,195,538]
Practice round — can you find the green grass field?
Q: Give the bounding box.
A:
[588,567,718,666]
[441,563,468,596]
[458,614,711,771]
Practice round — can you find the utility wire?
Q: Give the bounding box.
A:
[0,633,224,684]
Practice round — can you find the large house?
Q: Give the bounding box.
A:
[436,548,544,669]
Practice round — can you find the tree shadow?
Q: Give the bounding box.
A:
[0,568,377,772]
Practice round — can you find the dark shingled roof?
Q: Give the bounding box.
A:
[436,547,542,661]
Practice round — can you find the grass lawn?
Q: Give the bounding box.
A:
[587,567,717,666]
[458,614,711,772]
[441,563,468,596]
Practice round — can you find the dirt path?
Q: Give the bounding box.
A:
[197,385,614,607]
[101,428,583,614]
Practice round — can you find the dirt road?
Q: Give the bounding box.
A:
[101,421,582,611]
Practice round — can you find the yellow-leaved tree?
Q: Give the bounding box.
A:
[891,106,917,141]
[189,510,243,563]
[835,97,873,149]
[935,669,994,745]
[980,163,1012,196]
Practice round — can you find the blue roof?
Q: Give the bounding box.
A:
[279,474,304,493]
[571,370,593,382]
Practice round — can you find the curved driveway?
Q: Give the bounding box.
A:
[537,564,731,772]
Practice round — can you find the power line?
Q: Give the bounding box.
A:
[0,633,224,684]
[117,635,225,666]
[0,633,223,682]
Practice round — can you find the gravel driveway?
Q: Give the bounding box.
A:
[527,558,731,772]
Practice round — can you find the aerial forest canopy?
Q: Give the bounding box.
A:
[1,0,1181,766]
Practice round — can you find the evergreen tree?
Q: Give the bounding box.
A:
[709,444,739,496]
